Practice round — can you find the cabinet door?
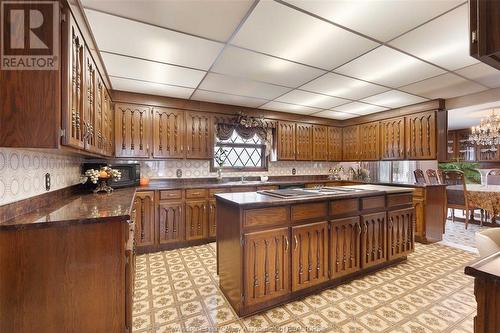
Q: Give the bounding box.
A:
[158,202,184,245]
[243,228,290,306]
[208,199,217,238]
[380,117,405,160]
[185,200,208,240]
[115,103,151,158]
[312,125,328,161]
[342,126,359,161]
[83,49,97,152]
[134,191,155,248]
[330,217,361,279]
[277,121,296,160]
[388,208,414,260]
[296,123,313,160]
[359,122,380,160]
[185,112,212,159]
[470,0,500,70]
[406,111,437,159]
[327,127,342,161]
[361,212,387,269]
[291,222,328,291]
[153,108,185,158]
[94,76,104,154]
[102,89,114,157]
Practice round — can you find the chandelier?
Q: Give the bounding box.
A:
[469,109,500,149]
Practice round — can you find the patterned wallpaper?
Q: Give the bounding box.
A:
[0,148,82,206]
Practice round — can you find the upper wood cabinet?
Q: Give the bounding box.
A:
[185,112,213,159]
[312,125,328,161]
[469,0,500,70]
[342,126,359,161]
[83,49,97,153]
[277,121,296,160]
[327,127,342,161]
[115,103,152,158]
[134,191,156,248]
[296,123,313,160]
[361,212,387,269]
[102,89,114,156]
[380,117,405,160]
[152,108,185,158]
[359,122,379,160]
[405,111,436,159]
[330,217,361,279]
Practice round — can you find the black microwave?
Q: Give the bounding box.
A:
[82,162,140,188]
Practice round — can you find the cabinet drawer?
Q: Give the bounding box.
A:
[160,190,182,200]
[186,188,208,199]
[291,202,328,222]
[361,196,385,210]
[387,193,413,207]
[330,198,359,217]
[244,207,289,228]
[209,188,229,198]
[256,185,279,191]
[232,186,256,193]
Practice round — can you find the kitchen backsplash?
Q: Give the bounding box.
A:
[0,148,82,206]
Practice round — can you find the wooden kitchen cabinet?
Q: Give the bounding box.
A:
[134,191,155,248]
[102,89,114,156]
[277,121,296,160]
[296,123,313,160]
[185,200,208,240]
[327,127,342,161]
[83,48,97,153]
[243,228,290,306]
[329,217,361,279]
[387,208,414,260]
[152,108,185,158]
[342,125,359,161]
[380,117,405,160]
[185,112,213,159]
[312,125,328,161]
[115,103,152,158]
[359,122,380,160]
[469,0,500,70]
[158,202,184,245]
[208,199,217,238]
[361,212,387,269]
[291,221,329,291]
[405,111,437,159]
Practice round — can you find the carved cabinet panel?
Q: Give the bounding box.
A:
[158,202,184,245]
[342,125,360,161]
[153,108,185,158]
[134,191,155,248]
[83,49,97,152]
[359,122,380,160]
[208,199,217,238]
[330,217,361,279]
[102,89,114,156]
[291,221,328,291]
[327,127,342,161]
[296,123,313,161]
[185,112,212,159]
[380,117,405,160]
[405,111,437,159]
[243,228,290,306]
[361,212,387,269]
[277,121,296,160]
[185,200,208,240]
[115,103,152,158]
[312,125,328,161]
[388,208,414,260]
[94,76,104,154]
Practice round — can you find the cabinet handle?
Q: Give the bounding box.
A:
[284,236,289,252]
[294,235,298,250]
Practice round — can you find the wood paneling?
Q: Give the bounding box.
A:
[312,125,328,161]
[158,202,184,245]
[380,117,406,160]
[359,122,380,160]
[327,126,343,161]
[342,125,359,161]
[115,103,152,158]
[185,200,208,240]
[405,111,437,159]
[152,107,185,158]
[330,217,361,279]
[387,208,414,260]
[134,191,155,248]
[361,212,387,269]
[277,121,296,160]
[185,111,212,159]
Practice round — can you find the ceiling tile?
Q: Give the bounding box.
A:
[81,0,254,42]
[102,53,206,88]
[455,63,500,88]
[400,73,488,99]
[192,90,268,108]
[313,110,359,120]
[332,102,388,115]
[360,90,428,108]
[259,101,322,115]
[283,0,463,42]
[389,5,477,70]
[85,9,224,70]
[231,0,378,70]
[335,46,446,87]
[110,76,194,99]
[300,73,389,100]
[199,73,290,100]
[276,90,349,109]
[211,46,326,87]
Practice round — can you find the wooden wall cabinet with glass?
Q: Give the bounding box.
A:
[380,117,405,160]
[327,127,343,161]
[277,121,296,160]
[359,122,380,160]
[405,111,437,159]
[342,125,360,161]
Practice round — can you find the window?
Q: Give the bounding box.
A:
[213,131,266,171]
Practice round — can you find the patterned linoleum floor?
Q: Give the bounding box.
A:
[132,242,478,333]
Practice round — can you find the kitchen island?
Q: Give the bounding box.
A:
[215,185,415,316]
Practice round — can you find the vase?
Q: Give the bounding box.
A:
[478,169,493,186]
[94,178,113,194]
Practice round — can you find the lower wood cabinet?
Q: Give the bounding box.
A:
[208,199,217,238]
[329,217,361,279]
[185,200,208,240]
[388,208,414,260]
[243,228,290,306]
[291,221,329,291]
[133,191,155,248]
[158,202,184,245]
[361,212,387,269]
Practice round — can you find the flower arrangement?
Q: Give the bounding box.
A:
[81,166,122,193]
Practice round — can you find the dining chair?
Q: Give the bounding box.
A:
[426,169,440,184]
[413,169,426,185]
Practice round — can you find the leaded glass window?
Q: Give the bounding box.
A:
[213,131,266,170]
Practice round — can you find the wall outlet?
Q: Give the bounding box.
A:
[176,169,182,178]
[45,173,51,191]
[292,168,296,175]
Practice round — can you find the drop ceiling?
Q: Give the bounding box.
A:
[81,0,500,120]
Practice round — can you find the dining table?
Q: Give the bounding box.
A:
[447,184,500,223]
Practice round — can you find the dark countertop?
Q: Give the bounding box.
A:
[215,184,415,208]
[465,251,500,282]
[0,187,136,231]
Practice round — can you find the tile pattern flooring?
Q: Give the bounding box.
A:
[132,241,478,333]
